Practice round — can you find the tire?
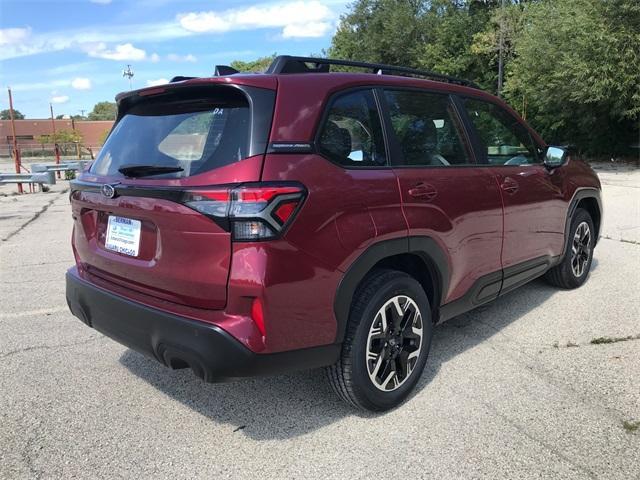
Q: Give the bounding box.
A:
[326,269,433,411]
[544,208,595,289]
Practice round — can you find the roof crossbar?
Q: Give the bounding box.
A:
[266,55,479,89]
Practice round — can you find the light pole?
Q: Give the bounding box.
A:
[122,64,134,90]
[7,87,23,194]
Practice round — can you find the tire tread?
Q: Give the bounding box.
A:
[326,269,414,410]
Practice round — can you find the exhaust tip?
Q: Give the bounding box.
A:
[158,345,206,380]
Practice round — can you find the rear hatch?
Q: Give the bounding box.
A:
[70,81,275,309]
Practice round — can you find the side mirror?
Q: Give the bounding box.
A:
[544,146,568,169]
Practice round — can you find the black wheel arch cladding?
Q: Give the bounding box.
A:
[333,236,449,344]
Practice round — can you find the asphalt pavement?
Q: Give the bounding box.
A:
[1,165,638,479]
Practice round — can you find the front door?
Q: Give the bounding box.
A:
[381,89,504,305]
[461,97,565,270]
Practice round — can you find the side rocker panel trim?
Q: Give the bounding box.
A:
[438,255,554,323]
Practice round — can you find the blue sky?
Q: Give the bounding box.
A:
[0,0,348,118]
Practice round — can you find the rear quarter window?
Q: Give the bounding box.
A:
[317,89,387,167]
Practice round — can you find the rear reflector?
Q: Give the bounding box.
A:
[184,183,305,241]
[251,297,266,336]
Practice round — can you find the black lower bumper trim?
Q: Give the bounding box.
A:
[66,269,340,381]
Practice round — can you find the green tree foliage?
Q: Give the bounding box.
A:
[329,0,639,157]
[88,101,117,120]
[329,0,427,67]
[504,0,640,155]
[99,129,111,145]
[230,55,277,72]
[0,108,25,120]
[37,129,83,145]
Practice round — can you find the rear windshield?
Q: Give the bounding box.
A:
[91,88,250,178]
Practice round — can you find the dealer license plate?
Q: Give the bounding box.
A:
[105,215,141,257]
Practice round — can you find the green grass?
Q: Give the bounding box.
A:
[622,420,640,433]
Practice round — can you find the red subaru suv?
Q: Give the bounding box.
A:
[66,56,602,411]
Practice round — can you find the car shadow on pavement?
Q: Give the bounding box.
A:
[119,275,564,440]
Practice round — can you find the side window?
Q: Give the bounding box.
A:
[318,90,386,167]
[383,90,472,167]
[464,98,540,166]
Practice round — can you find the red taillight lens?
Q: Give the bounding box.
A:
[273,201,298,224]
[184,183,305,241]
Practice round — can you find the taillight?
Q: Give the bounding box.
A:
[183,183,306,241]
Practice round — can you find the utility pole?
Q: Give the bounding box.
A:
[50,103,61,173]
[71,117,81,160]
[79,109,86,118]
[7,87,23,194]
[122,64,134,90]
[497,0,506,97]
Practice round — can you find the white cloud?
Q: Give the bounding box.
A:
[150,52,160,63]
[0,27,31,45]
[177,1,334,38]
[85,42,147,61]
[11,79,71,92]
[90,0,112,4]
[167,53,197,62]
[0,22,189,61]
[282,21,331,38]
[71,77,92,90]
[0,1,338,61]
[51,95,70,104]
[146,78,169,87]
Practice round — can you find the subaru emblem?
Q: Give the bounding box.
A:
[101,184,116,199]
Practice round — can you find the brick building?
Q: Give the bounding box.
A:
[0,119,114,154]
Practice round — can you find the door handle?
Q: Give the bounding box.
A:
[500,177,519,195]
[408,183,437,201]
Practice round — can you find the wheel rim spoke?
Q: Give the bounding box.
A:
[570,221,591,278]
[366,295,424,392]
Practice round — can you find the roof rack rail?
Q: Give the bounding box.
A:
[266,55,479,89]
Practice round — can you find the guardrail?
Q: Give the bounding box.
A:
[0,171,56,189]
[31,161,90,173]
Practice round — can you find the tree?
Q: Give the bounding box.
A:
[329,0,499,89]
[99,129,111,145]
[0,108,25,120]
[329,0,639,157]
[329,0,427,68]
[88,101,117,120]
[230,55,277,73]
[504,0,640,155]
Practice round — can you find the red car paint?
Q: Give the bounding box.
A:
[68,66,602,362]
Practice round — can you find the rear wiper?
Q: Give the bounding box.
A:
[118,164,184,178]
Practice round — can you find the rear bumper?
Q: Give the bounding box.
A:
[66,268,340,381]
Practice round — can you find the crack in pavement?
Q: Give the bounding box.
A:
[0,335,103,359]
[480,399,600,480]
[601,235,640,245]
[0,189,68,243]
[462,317,634,423]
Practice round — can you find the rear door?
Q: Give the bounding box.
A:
[381,88,504,304]
[461,97,565,270]
[71,84,273,309]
